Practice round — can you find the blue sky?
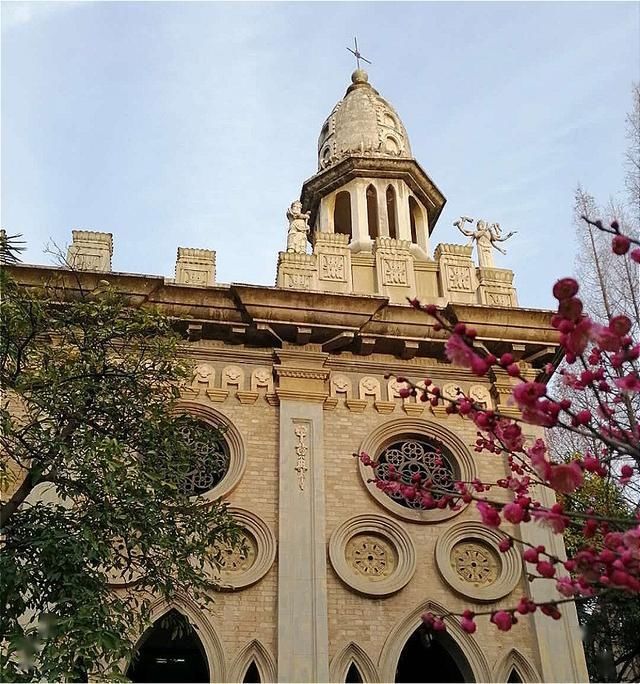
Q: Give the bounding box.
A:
[2,1,638,308]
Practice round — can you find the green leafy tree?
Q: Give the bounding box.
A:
[559,470,640,682]
[0,244,240,681]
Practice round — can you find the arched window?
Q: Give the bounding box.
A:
[346,662,364,683]
[409,196,423,245]
[334,191,353,240]
[386,186,398,239]
[366,185,379,240]
[395,625,473,682]
[127,609,209,683]
[507,669,523,683]
[243,661,261,683]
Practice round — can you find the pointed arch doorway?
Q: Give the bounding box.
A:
[395,625,474,683]
[127,609,210,683]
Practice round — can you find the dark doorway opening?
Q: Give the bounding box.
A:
[243,660,261,683]
[346,661,364,683]
[508,668,523,683]
[395,625,472,683]
[127,609,209,683]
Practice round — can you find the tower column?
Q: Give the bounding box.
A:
[350,179,372,251]
[275,349,330,683]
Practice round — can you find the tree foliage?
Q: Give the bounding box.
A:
[0,256,241,681]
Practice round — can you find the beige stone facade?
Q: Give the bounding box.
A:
[18,69,589,683]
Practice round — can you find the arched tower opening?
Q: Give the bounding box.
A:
[409,196,424,245]
[395,625,474,683]
[334,191,353,240]
[386,186,398,239]
[127,609,209,683]
[366,185,379,240]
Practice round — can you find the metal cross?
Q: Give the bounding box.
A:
[346,37,372,69]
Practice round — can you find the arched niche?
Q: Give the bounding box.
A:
[330,642,379,683]
[378,600,491,682]
[386,185,398,239]
[127,596,226,682]
[127,609,210,683]
[366,185,379,240]
[408,196,426,248]
[334,191,353,240]
[230,639,277,683]
[493,648,541,683]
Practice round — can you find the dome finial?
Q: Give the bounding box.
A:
[351,69,369,85]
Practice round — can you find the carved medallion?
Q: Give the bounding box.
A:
[346,533,397,580]
[450,541,499,587]
[219,532,258,574]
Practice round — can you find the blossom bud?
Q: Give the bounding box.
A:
[552,278,579,300]
[612,235,631,255]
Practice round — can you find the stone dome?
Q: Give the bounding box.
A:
[317,69,412,171]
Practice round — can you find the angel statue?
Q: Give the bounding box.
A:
[286,201,311,254]
[454,216,517,268]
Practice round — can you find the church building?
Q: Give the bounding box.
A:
[17,68,588,683]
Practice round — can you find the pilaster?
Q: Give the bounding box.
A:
[275,348,330,682]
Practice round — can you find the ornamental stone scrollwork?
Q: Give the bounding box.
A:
[319,254,346,282]
[447,265,472,292]
[469,384,492,410]
[382,258,408,286]
[358,418,476,523]
[329,514,416,596]
[487,291,513,307]
[294,424,309,491]
[216,507,276,591]
[286,272,312,289]
[435,521,521,601]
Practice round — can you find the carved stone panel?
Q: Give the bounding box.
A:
[382,258,408,286]
[319,254,347,282]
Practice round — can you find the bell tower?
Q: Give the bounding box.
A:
[277,69,518,309]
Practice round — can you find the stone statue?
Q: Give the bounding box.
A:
[454,216,516,268]
[286,201,311,254]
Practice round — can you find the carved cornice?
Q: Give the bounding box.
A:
[434,243,473,259]
[275,367,330,381]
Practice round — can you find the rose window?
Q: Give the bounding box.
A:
[374,438,455,509]
[450,541,499,587]
[176,419,230,496]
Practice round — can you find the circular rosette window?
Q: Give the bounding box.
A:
[214,507,276,591]
[173,402,247,502]
[435,522,522,602]
[358,419,476,523]
[329,515,416,596]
